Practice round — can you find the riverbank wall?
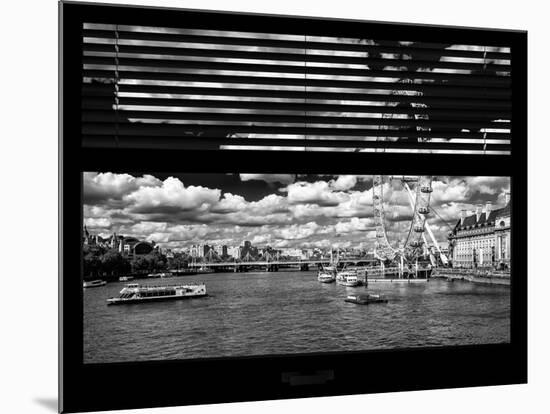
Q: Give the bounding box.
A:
[432,268,510,286]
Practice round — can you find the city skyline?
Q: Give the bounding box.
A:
[83,172,511,252]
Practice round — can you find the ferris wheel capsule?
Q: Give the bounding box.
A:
[420,185,433,193]
[413,225,425,233]
[418,206,429,214]
[409,240,423,248]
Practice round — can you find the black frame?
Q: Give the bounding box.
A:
[59,2,527,412]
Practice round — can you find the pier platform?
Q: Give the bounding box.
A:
[432,269,510,286]
[365,278,429,283]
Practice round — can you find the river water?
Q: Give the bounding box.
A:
[83,270,510,364]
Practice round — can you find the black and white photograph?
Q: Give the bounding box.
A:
[82,172,511,363]
[4,0,549,411]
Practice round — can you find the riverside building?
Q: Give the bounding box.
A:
[448,194,511,269]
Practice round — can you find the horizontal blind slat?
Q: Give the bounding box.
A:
[82,122,509,140]
[83,68,511,88]
[82,135,509,153]
[83,55,511,73]
[82,109,510,130]
[81,96,511,119]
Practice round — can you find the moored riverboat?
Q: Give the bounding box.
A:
[107,283,207,305]
[317,270,335,283]
[196,266,214,274]
[336,270,359,287]
[318,250,339,283]
[83,280,106,288]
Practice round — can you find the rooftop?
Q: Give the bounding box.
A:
[453,202,510,231]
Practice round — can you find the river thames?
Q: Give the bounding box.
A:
[83,270,510,364]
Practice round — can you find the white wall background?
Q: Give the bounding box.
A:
[0,0,547,413]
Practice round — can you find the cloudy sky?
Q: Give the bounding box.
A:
[83,172,510,252]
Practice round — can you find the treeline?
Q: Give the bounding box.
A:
[83,246,188,280]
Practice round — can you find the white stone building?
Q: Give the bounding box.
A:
[448,195,511,269]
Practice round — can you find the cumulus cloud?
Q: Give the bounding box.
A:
[211,193,248,213]
[84,217,112,228]
[330,175,357,191]
[334,217,375,233]
[284,181,349,206]
[83,172,161,204]
[125,177,221,214]
[276,222,320,240]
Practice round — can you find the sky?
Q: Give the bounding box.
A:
[83,172,510,252]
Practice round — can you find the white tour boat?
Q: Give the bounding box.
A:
[336,269,359,287]
[107,283,207,305]
[83,280,107,288]
[317,269,336,283]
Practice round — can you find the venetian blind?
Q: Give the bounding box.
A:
[82,23,511,154]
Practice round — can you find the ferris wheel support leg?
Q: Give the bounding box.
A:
[424,221,449,265]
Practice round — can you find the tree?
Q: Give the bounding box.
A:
[83,249,102,279]
[100,251,129,279]
[130,251,168,273]
[131,256,150,274]
[168,253,188,271]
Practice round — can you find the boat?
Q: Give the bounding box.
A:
[119,276,134,282]
[344,294,388,305]
[318,250,338,283]
[83,280,106,288]
[196,266,213,274]
[147,272,162,278]
[336,269,359,287]
[317,270,335,283]
[346,266,367,279]
[107,283,207,305]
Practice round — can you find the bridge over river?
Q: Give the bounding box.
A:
[187,258,378,271]
[185,259,431,279]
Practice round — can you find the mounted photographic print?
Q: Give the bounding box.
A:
[60,2,526,412]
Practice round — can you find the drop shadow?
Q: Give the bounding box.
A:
[33,397,58,412]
